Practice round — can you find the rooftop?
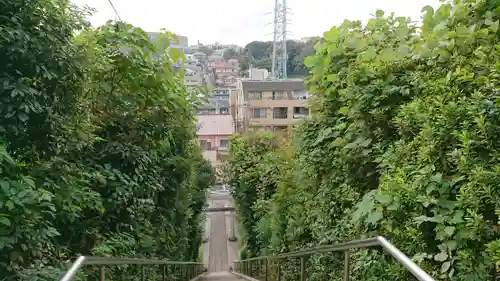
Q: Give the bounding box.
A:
[195,115,234,136]
[214,60,237,69]
[241,79,305,92]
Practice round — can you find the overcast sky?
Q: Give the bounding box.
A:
[71,0,442,46]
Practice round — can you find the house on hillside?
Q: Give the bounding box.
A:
[196,115,234,183]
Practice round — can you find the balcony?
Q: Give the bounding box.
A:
[249,118,291,126]
[248,98,307,108]
[293,114,309,119]
[293,107,309,119]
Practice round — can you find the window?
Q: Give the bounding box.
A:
[249,91,263,100]
[253,108,267,118]
[273,107,288,119]
[220,139,229,147]
[293,107,309,119]
[199,140,211,150]
[216,94,229,100]
[272,91,286,100]
[293,91,309,100]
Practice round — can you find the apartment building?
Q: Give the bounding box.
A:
[216,75,237,88]
[196,115,233,182]
[184,67,203,87]
[198,88,231,115]
[249,68,269,80]
[232,79,309,133]
[147,32,188,50]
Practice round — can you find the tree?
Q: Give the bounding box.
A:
[240,39,319,75]
[0,0,90,161]
[223,48,238,60]
[228,1,500,280]
[0,1,214,280]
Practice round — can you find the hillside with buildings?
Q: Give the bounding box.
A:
[185,41,311,182]
[150,34,312,182]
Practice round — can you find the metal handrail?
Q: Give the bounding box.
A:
[233,236,435,281]
[60,256,204,281]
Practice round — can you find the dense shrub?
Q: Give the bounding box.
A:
[228,0,500,280]
[0,1,213,280]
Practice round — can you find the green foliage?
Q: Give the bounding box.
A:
[223,48,239,61]
[227,133,284,257]
[0,0,214,280]
[240,39,320,75]
[228,0,500,280]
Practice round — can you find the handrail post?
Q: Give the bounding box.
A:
[343,250,349,281]
[259,259,262,278]
[265,258,268,281]
[58,256,204,281]
[300,256,306,281]
[198,236,435,281]
[99,266,105,281]
[277,260,281,281]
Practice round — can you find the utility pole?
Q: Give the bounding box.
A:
[271,0,288,79]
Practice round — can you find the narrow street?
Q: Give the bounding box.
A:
[204,187,240,273]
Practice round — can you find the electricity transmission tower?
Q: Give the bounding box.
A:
[271,0,289,79]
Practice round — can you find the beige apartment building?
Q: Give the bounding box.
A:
[232,79,309,133]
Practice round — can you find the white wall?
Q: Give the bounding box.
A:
[249,68,269,81]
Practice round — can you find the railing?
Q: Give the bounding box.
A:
[233,236,435,281]
[60,256,204,281]
[292,114,309,120]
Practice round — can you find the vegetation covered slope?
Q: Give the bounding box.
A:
[221,39,319,76]
[228,0,500,280]
[0,1,213,280]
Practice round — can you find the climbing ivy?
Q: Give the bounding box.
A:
[228,0,500,280]
[0,1,213,280]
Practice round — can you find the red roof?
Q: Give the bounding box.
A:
[214,60,236,69]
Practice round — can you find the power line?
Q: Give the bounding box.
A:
[107,0,122,22]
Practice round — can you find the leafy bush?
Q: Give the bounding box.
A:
[0,0,213,280]
[228,0,500,280]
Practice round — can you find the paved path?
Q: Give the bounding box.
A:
[204,188,240,273]
[208,198,229,272]
[202,272,240,281]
